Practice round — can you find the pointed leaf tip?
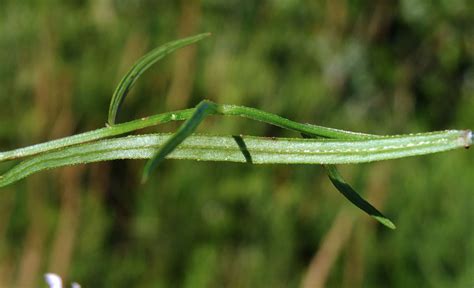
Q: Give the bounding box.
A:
[108,33,212,125]
[374,216,396,229]
[324,165,396,229]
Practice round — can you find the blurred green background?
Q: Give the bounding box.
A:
[0,1,473,287]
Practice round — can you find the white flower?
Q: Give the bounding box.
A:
[44,274,62,288]
[44,273,81,288]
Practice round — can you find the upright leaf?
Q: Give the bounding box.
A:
[108,33,211,125]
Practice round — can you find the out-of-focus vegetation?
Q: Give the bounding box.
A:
[0,1,472,287]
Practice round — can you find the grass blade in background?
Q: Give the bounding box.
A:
[324,165,396,229]
[108,33,211,125]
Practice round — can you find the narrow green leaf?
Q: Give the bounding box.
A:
[0,103,373,162]
[0,108,195,162]
[4,97,470,163]
[1,132,471,188]
[108,33,211,125]
[141,100,218,182]
[220,105,379,140]
[324,165,396,229]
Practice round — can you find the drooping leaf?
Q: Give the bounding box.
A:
[141,100,218,182]
[324,165,396,229]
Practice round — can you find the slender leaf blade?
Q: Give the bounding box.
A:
[108,33,211,125]
[1,132,471,188]
[324,165,396,229]
[141,100,218,182]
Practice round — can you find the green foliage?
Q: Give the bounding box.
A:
[142,100,218,182]
[0,1,472,287]
[108,33,211,125]
[324,165,395,229]
[1,34,470,231]
[2,131,470,191]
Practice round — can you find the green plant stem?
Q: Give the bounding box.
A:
[0,108,194,162]
[0,102,378,162]
[1,102,471,164]
[1,131,471,188]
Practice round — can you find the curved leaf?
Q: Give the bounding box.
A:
[108,33,211,125]
[325,165,396,229]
